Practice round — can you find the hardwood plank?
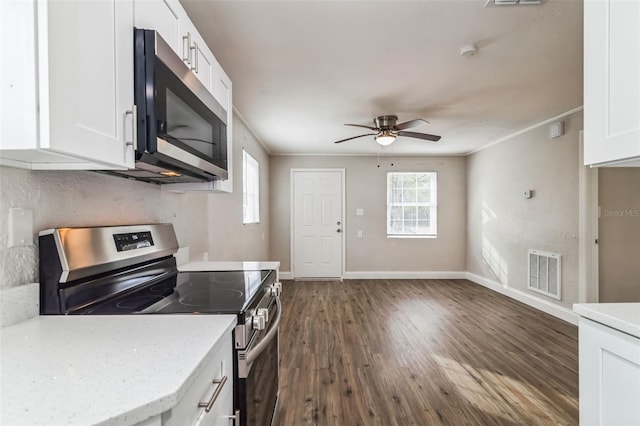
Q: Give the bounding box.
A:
[277,279,578,425]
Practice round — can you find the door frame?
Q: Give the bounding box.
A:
[578,130,600,303]
[290,168,346,279]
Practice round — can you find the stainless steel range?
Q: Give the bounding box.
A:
[38,224,280,426]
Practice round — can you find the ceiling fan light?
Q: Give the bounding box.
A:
[375,131,396,146]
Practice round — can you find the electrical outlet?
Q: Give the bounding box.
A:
[8,208,33,247]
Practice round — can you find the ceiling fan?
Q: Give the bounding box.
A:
[333,115,441,146]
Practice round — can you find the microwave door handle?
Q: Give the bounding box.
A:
[246,296,282,365]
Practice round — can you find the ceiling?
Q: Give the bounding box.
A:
[181,0,583,156]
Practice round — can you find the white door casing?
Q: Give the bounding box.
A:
[291,169,344,278]
[579,131,599,303]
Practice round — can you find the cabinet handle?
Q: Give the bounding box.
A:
[124,105,137,149]
[182,32,191,64]
[190,42,198,73]
[198,375,227,413]
[226,410,240,426]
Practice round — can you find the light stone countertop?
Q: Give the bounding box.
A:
[0,315,236,426]
[179,261,280,273]
[573,303,640,339]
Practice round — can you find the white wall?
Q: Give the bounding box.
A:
[466,110,583,310]
[205,119,271,261]
[269,155,466,274]
[0,114,270,291]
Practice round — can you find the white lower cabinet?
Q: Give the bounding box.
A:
[162,333,234,426]
[579,318,640,425]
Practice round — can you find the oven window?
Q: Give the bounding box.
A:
[154,60,227,170]
[244,330,278,426]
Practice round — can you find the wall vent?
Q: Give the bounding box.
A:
[528,250,561,300]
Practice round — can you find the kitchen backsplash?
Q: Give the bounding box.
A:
[0,283,39,327]
[0,166,210,290]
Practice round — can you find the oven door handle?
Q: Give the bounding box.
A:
[246,296,282,365]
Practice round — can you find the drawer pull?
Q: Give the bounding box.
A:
[198,375,228,413]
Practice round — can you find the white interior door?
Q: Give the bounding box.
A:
[292,170,343,278]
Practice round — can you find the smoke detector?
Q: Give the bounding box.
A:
[460,44,478,58]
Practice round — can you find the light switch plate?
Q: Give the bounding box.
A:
[8,207,33,247]
[549,121,564,139]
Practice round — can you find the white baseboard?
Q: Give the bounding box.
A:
[465,272,579,325]
[279,271,293,280]
[343,271,467,280]
[281,271,465,280]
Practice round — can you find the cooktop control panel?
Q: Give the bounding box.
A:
[113,231,154,252]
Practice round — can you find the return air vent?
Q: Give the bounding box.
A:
[528,250,561,300]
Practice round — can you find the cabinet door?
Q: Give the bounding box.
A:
[584,0,640,166]
[0,0,38,151]
[579,318,640,425]
[163,335,234,426]
[44,0,135,169]
[188,29,213,92]
[194,389,233,426]
[134,0,186,60]
[212,66,233,193]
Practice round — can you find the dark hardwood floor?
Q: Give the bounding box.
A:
[276,279,578,426]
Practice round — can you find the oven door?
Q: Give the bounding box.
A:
[134,29,228,180]
[236,297,281,426]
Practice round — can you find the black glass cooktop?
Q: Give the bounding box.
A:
[82,270,274,315]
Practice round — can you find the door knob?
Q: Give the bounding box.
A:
[337,221,341,225]
[337,229,342,233]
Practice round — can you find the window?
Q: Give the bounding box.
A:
[243,150,259,224]
[387,172,437,237]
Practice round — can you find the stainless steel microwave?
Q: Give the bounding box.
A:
[105,29,228,184]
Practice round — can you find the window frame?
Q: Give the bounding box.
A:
[386,171,437,238]
[242,149,260,225]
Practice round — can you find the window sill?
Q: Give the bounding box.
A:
[243,222,260,226]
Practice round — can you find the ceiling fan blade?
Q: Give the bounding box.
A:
[397,131,441,142]
[334,133,377,143]
[333,133,377,144]
[344,123,378,131]
[394,119,430,131]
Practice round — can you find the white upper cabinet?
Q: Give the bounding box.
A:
[135,0,234,192]
[211,66,233,193]
[1,0,233,188]
[0,0,135,170]
[186,25,214,93]
[584,0,640,167]
[134,0,214,96]
[133,0,183,55]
